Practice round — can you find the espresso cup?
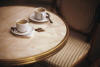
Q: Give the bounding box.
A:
[34,7,47,20]
[16,19,31,33]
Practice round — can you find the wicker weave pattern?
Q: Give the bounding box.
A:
[47,31,90,67]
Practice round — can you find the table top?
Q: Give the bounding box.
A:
[0,6,69,65]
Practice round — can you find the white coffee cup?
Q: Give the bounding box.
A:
[34,7,47,20]
[16,19,31,33]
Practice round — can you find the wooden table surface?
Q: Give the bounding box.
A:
[0,6,69,65]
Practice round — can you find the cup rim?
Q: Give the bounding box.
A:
[16,19,29,25]
[16,22,28,25]
[35,7,46,12]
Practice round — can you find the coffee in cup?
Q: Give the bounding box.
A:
[16,19,31,33]
[34,7,47,20]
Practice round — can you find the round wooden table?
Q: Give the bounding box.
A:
[0,6,69,66]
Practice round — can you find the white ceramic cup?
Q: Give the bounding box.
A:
[16,19,31,33]
[34,7,47,20]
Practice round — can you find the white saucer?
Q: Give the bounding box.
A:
[29,13,49,23]
[11,27,34,37]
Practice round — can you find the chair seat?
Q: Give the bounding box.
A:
[46,31,90,67]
